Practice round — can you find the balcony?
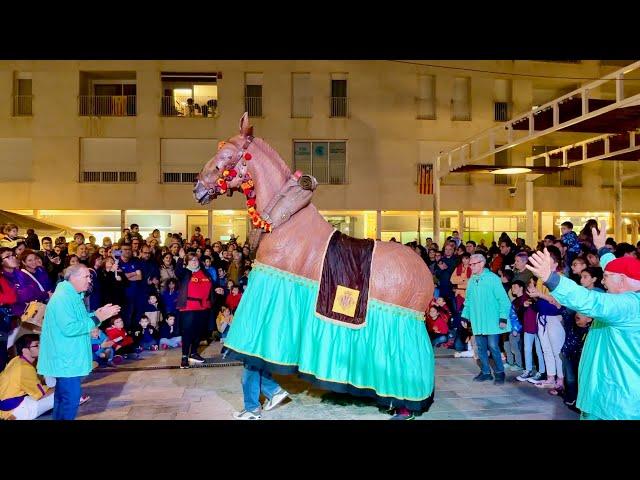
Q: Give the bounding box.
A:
[13,95,33,116]
[330,96,348,117]
[244,96,263,117]
[78,96,136,116]
[160,96,219,117]
[494,102,511,121]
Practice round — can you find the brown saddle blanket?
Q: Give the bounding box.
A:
[315,230,375,326]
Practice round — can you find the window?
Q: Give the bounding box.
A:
[464,215,528,244]
[13,72,32,116]
[160,139,217,184]
[292,73,312,118]
[494,79,511,121]
[330,73,348,117]
[0,139,32,180]
[79,72,137,116]
[293,141,346,184]
[80,138,137,183]
[417,74,436,119]
[451,77,471,121]
[245,73,263,117]
[160,72,219,117]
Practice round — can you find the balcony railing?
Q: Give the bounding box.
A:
[160,96,219,117]
[78,95,136,116]
[163,172,199,183]
[13,95,33,116]
[494,101,510,121]
[330,96,348,117]
[81,171,137,183]
[244,96,263,117]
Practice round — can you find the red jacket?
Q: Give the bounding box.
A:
[105,326,134,348]
[426,311,450,335]
[180,269,212,312]
[0,275,17,305]
[225,292,243,312]
[190,234,206,249]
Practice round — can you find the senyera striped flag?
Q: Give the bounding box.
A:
[417,163,433,195]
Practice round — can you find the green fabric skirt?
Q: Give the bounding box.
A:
[225,262,436,412]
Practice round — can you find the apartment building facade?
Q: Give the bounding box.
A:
[1,60,638,245]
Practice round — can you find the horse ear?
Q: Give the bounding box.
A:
[239,112,254,137]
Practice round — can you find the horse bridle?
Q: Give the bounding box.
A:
[203,135,255,198]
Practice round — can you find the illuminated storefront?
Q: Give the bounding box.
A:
[8,209,635,247]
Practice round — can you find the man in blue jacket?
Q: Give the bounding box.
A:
[462,254,512,384]
[527,222,640,420]
[37,264,120,420]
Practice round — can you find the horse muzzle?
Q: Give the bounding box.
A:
[193,180,215,205]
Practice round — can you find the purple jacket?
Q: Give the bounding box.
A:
[31,267,54,294]
[1,269,50,317]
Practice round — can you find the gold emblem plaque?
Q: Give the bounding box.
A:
[332,285,360,317]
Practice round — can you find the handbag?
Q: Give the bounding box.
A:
[19,269,48,330]
[21,301,46,330]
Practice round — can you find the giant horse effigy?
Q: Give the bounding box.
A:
[193,114,436,412]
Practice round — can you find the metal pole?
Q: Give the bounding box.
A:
[376,210,382,241]
[207,206,214,242]
[537,211,543,246]
[120,210,126,235]
[433,159,441,246]
[526,180,534,248]
[614,161,623,241]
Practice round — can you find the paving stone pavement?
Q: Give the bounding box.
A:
[41,344,579,420]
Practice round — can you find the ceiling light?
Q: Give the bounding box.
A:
[491,168,532,175]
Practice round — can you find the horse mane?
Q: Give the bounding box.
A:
[251,137,291,179]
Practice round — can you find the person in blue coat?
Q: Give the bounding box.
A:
[37,264,120,420]
[527,221,640,420]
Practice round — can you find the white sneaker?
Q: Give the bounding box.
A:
[233,409,262,420]
[526,372,545,384]
[516,370,532,382]
[263,388,289,411]
[455,350,474,358]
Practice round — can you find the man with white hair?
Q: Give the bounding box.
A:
[527,221,640,420]
[37,263,120,420]
[461,254,512,384]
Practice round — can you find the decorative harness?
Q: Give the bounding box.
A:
[209,136,318,250]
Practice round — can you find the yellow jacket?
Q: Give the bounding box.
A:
[0,356,49,419]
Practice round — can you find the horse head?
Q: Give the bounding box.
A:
[194,113,295,233]
[193,112,257,205]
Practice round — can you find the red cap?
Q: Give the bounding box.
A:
[604,256,640,281]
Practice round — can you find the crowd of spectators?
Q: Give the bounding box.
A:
[1,218,638,419]
[0,222,252,419]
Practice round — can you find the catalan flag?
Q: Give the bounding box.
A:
[417,163,433,195]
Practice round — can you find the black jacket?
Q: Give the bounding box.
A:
[98,269,129,308]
